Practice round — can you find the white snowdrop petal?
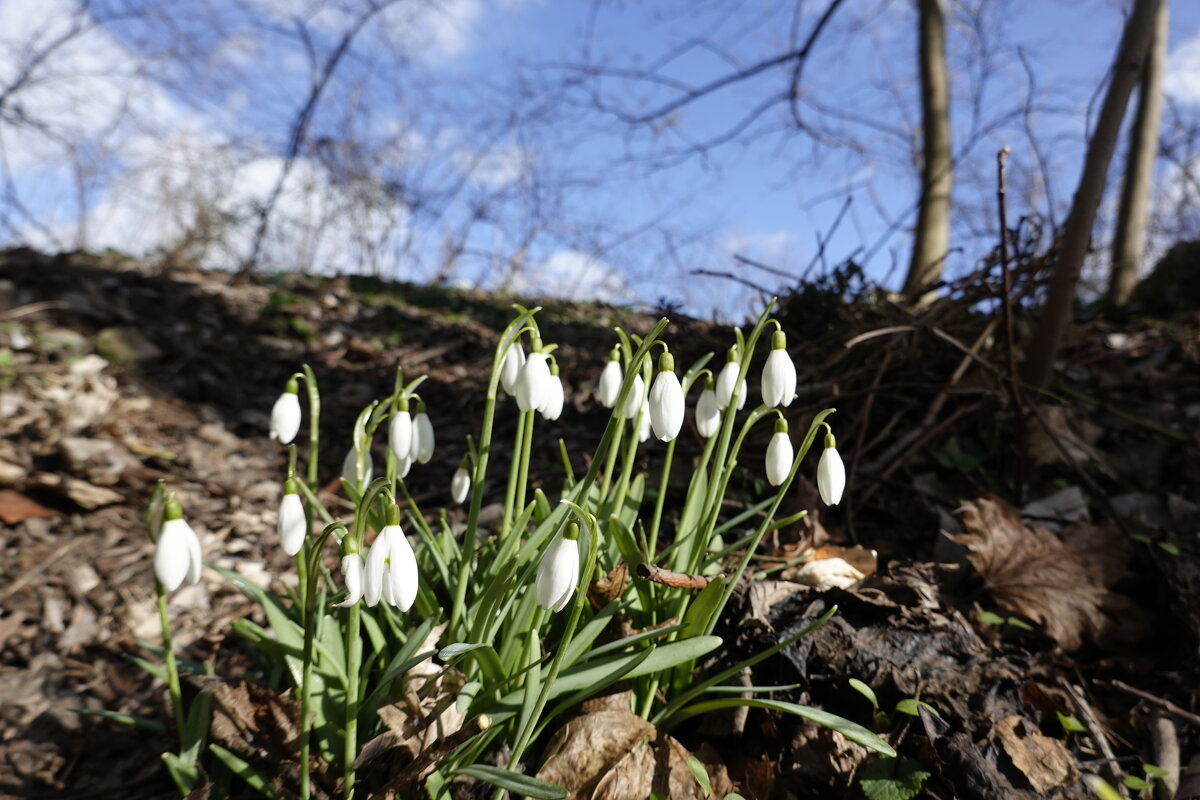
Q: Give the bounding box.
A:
[765,431,793,487]
[278,493,308,556]
[389,411,413,461]
[762,349,797,408]
[598,360,622,408]
[501,342,525,395]
[818,447,846,506]
[622,374,645,419]
[334,554,364,607]
[649,372,684,441]
[542,376,565,421]
[386,528,419,612]
[696,389,720,438]
[517,353,553,413]
[183,522,203,586]
[154,519,191,591]
[536,537,579,612]
[414,413,435,463]
[364,534,388,607]
[451,467,471,504]
[270,392,302,444]
[716,362,740,410]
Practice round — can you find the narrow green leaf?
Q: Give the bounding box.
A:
[849,678,879,710]
[687,755,712,795]
[438,642,504,683]
[454,764,567,799]
[895,699,940,718]
[1057,711,1087,733]
[668,698,895,756]
[209,743,286,800]
[70,707,165,732]
[1084,776,1126,800]
[1143,764,1169,780]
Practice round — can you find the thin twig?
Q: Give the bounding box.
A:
[996,147,1026,502]
[1107,680,1200,728]
[1063,681,1129,798]
[636,563,717,590]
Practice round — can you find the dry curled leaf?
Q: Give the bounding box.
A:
[947,496,1108,651]
[993,715,1078,793]
[537,709,731,800]
[0,489,59,524]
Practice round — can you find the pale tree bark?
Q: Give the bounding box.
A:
[1023,0,1161,389]
[903,0,953,305]
[1108,0,1169,306]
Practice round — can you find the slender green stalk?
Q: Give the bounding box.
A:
[647,437,676,560]
[500,411,526,539]
[599,412,625,500]
[342,602,361,799]
[298,548,319,800]
[300,365,321,487]
[155,582,186,743]
[513,410,536,534]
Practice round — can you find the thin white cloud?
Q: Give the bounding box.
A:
[512,250,630,302]
[1165,32,1200,105]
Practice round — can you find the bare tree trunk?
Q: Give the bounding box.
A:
[1108,0,1168,307]
[903,0,953,305]
[1023,0,1161,389]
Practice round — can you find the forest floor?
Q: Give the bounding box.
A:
[0,248,1198,800]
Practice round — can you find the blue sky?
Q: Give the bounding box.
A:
[2,0,1198,318]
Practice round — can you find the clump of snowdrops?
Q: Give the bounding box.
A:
[137,300,891,799]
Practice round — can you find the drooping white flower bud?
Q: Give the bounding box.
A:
[649,352,684,442]
[364,510,419,611]
[622,373,645,419]
[817,433,845,506]
[542,363,565,421]
[517,347,553,413]
[535,524,581,612]
[597,348,622,408]
[765,418,793,487]
[500,340,526,395]
[451,461,471,504]
[333,553,365,608]
[270,379,302,444]
[389,398,413,461]
[696,379,720,439]
[154,498,203,591]
[278,480,307,556]
[715,349,740,410]
[761,330,797,408]
[412,402,435,463]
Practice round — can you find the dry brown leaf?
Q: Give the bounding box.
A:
[1026,405,1115,477]
[589,562,628,608]
[0,489,60,524]
[948,496,1109,651]
[537,709,729,800]
[537,709,656,796]
[993,715,1078,793]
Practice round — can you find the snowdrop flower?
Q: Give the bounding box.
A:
[535,524,581,612]
[597,347,622,408]
[277,479,307,556]
[412,401,435,464]
[342,445,373,489]
[716,348,746,410]
[648,352,684,441]
[270,379,302,444]
[451,459,471,504]
[817,433,845,506]
[761,329,797,408]
[364,517,418,611]
[637,400,651,443]
[517,345,553,413]
[542,363,565,421]
[696,378,720,439]
[622,373,646,419]
[154,498,203,591]
[334,552,365,608]
[389,399,413,461]
[500,339,526,396]
[765,418,793,487]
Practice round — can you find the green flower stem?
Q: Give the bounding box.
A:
[508,511,601,766]
[452,310,540,638]
[500,410,526,540]
[599,410,625,500]
[646,437,677,563]
[300,365,321,487]
[342,602,361,799]
[298,544,320,800]
[514,410,536,535]
[154,581,186,744]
